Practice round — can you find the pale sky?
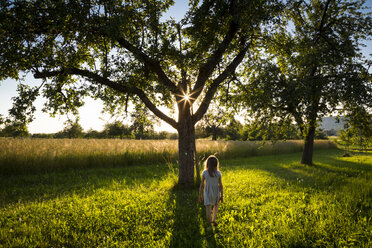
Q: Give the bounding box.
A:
[0,0,371,134]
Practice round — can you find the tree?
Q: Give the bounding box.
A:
[0,0,281,185]
[55,119,84,138]
[237,0,372,164]
[0,121,30,137]
[130,103,156,139]
[0,83,37,138]
[104,120,131,139]
[0,83,39,137]
[339,122,352,155]
[341,107,372,152]
[84,129,104,139]
[224,117,243,140]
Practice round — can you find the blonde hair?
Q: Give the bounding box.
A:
[204,155,219,177]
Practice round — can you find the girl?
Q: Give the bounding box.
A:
[198,155,223,226]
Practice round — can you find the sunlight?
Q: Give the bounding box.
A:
[183,94,190,101]
[176,90,195,104]
[175,90,197,113]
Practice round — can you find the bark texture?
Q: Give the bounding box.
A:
[177,106,196,185]
[301,122,315,165]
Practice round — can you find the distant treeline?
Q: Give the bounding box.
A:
[0,119,330,141]
[31,129,179,140]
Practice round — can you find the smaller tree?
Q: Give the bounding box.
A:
[340,107,372,153]
[0,84,38,138]
[55,119,84,138]
[130,103,157,140]
[224,118,243,141]
[156,131,168,140]
[84,129,104,139]
[0,121,29,137]
[104,121,131,139]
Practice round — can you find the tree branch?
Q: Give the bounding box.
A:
[134,89,178,129]
[115,37,180,95]
[193,44,249,124]
[34,68,131,93]
[315,0,331,43]
[89,21,179,94]
[190,0,240,103]
[34,68,178,129]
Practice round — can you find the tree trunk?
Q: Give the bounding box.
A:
[301,123,315,165]
[177,103,196,186]
[212,128,217,141]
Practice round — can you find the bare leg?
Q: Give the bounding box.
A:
[212,203,219,223]
[205,205,212,225]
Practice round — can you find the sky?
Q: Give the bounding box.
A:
[0,0,371,134]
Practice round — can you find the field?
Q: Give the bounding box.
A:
[0,138,336,175]
[0,139,371,247]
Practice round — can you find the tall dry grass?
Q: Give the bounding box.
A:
[0,138,336,175]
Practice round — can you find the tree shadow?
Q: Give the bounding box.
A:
[168,183,219,247]
[168,184,203,247]
[317,154,372,174]
[249,150,372,192]
[0,164,170,208]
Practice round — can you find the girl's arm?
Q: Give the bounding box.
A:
[219,176,224,203]
[198,175,205,203]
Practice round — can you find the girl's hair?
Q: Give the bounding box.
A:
[204,155,219,177]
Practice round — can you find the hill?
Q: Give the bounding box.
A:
[319,116,345,132]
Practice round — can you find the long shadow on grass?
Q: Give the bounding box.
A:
[225,149,371,192]
[316,155,372,174]
[255,149,371,191]
[0,164,169,207]
[168,184,218,247]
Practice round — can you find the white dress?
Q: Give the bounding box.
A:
[202,170,222,206]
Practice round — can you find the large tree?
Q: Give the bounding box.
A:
[237,0,372,164]
[0,0,280,184]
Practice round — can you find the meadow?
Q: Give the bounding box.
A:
[0,138,335,175]
[0,139,371,247]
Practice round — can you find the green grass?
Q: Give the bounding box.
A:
[1,149,371,247]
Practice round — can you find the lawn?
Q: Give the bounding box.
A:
[0,147,371,247]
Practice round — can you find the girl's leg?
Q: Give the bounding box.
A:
[205,205,212,225]
[212,203,219,223]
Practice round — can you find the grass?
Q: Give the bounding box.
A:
[0,138,336,175]
[0,146,371,247]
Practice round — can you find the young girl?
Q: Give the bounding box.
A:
[198,155,223,226]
